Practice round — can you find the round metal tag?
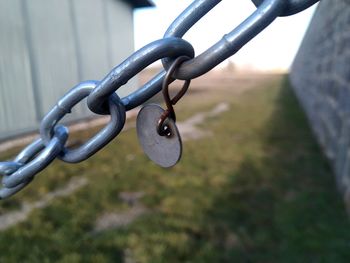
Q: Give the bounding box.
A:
[136,104,182,168]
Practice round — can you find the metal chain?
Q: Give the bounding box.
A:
[0,0,319,199]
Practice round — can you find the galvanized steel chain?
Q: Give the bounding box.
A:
[0,0,319,199]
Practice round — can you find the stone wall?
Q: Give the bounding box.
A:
[290,0,350,211]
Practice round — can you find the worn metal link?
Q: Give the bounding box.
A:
[1,127,68,197]
[162,0,286,79]
[0,0,319,199]
[87,37,195,115]
[0,139,44,198]
[40,81,126,163]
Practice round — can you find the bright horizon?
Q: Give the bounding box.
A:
[133,0,318,72]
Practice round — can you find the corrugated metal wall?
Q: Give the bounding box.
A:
[0,0,136,140]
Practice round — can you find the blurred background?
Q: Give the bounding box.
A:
[1,0,350,262]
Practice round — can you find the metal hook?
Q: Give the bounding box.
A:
[157,56,191,137]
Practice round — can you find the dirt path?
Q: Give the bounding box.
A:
[0,177,88,231]
[178,102,230,141]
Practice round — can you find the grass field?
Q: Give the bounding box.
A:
[0,73,349,262]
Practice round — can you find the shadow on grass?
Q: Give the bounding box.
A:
[206,78,350,262]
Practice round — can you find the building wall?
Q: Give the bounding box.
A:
[0,0,136,140]
[290,0,350,210]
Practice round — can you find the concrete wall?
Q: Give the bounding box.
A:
[0,0,136,141]
[290,0,350,210]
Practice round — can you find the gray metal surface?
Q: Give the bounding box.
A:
[88,0,289,115]
[137,104,182,168]
[0,0,137,140]
[40,81,126,163]
[25,0,81,120]
[162,0,285,79]
[87,37,195,114]
[0,0,37,137]
[2,125,68,188]
[0,0,319,198]
[71,0,110,82]
[104,0,139,99]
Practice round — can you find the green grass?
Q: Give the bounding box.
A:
[1,75,349,262]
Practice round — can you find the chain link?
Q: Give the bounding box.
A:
[0,0,319,199]
[87,37,195,115]
[162,0,286,79]
[1,127,68,198]
[40,81,126,163]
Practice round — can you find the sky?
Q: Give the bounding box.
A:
[133,0,318,72]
